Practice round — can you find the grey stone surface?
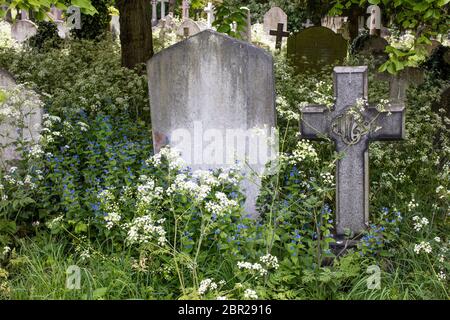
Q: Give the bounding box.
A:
[147,30,277,215]
[176,18,201,37]
[287,27,348,73]
[0,69,43,167]
[263,7,287,38]
[376,68,424,104]
[300,66,405,235]
[11,19,38,43]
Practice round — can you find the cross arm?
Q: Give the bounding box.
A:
[300,105,330,140]
[368,103,406,141]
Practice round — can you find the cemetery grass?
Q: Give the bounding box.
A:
[0,38,449,300]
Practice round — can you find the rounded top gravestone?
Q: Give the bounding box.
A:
[263,7,287,35]
[287,26,348,73]
[11,19,38,43]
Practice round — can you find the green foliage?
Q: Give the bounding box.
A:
[330,0,449,74]
[27,21,62,50]
[0,0,97,20]
[212,2,248,39]
[70,0,111,40]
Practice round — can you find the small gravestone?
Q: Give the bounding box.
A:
[300,66,405,237]
[287,26,348,73]
[240,7,252,42]
[353,35,388,58]
[263,7,287,38]
[376,68,424,105]
[176,18,201,38]
[147,30,277,215]
[0,69,43,167]
[11,19,38,43]
[110,15,120,38]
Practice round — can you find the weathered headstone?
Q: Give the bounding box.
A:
[176,19,201,38]
[353,35,388,57]
[0,69,43,167]
[240,7,252,42]
[376,68,424,105]
[152,0,158,25]
[366,4,381,36]
[300,66,405,236]
[263,7,287,38]
[160,0,169,20]
[110,15,120,39]
[11,15,38,43]
[147,30,277,215]
[287,26,348,73]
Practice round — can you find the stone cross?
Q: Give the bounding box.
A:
[152,0,158,24]
[159,0,169,19]
[300,66,405,236]
[269,23,289,50]
[182,0,190,21]
[366,5,381,36]
[204,2,214,28]
[302,19,314,29]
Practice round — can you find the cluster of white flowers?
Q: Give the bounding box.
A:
[243,289,258,300]
[408,198,419,212]
[198,278,218,295]
[136,176,164,214]
[414,241,432,254]
[260,254,279,270]
[125,215,167,246]
[147,147,186,170]
[76,121,89,132]
[276,96,300,121]
[167,173,212,202]
[205,192,238,217]
[389,32,416,52]
[437,270,446,281]
[99,190,121,229]
[2,246,11,256]
[412,216,429,232]
[237,261,268,277]
[435,185,450,200]
[320,172,334,187]
[283,141,319,164]
[46,215,64,230]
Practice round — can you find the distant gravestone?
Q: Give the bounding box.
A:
[147,30,277,215]
[240,7,252,42]
[263,7,287,38]
[376,68,424,105]
[176,18,201,37]
[300,66,405,237]
[11,19,38,43]
[110,15,120,38]
[353,35,388,58]
[287,26,348,73]
[0,69,43,167]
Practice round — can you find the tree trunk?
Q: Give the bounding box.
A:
[117,0,154,70]
[345,5,365,43]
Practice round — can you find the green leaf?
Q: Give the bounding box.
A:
[92,287,108,299]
